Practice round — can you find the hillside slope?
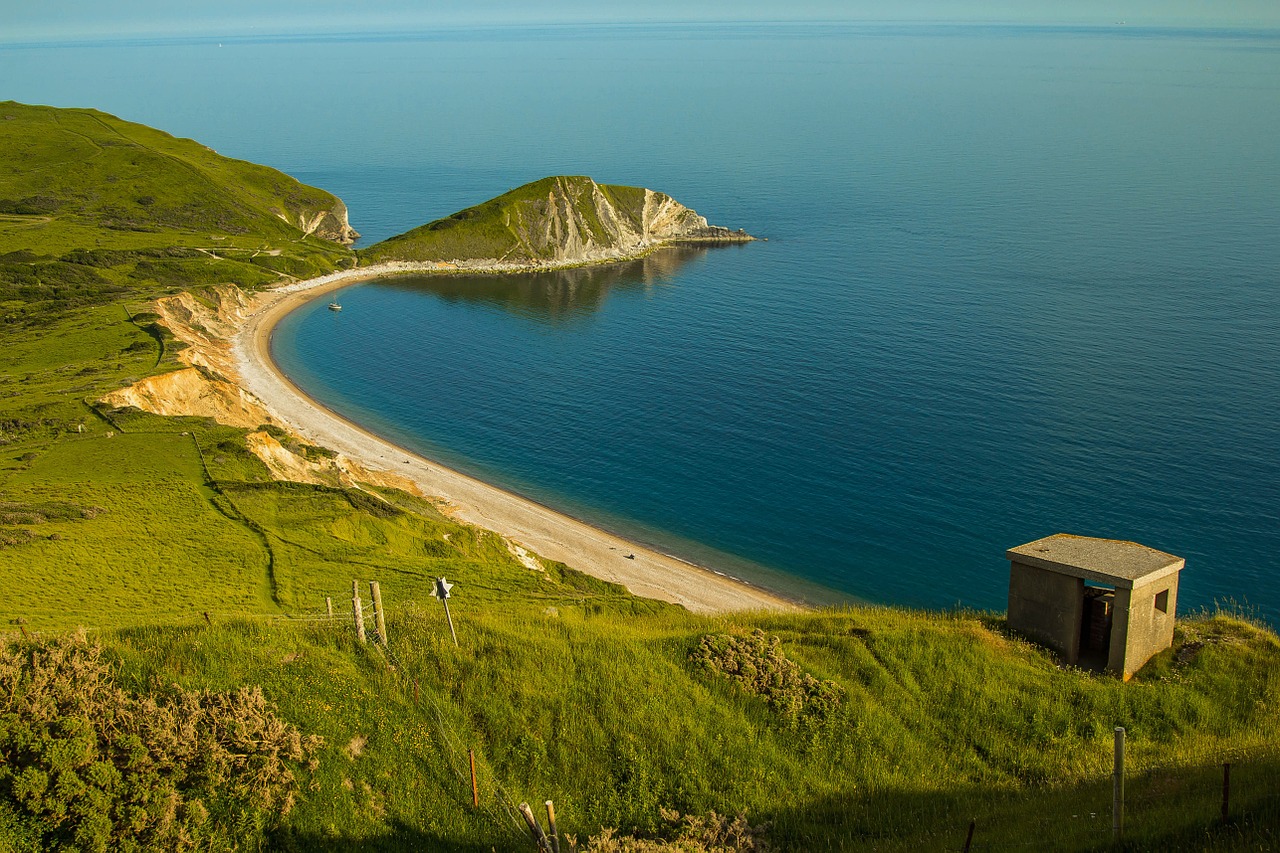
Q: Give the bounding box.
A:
[361,175,753,266]
[0,102,356,326]
[0,101,356,247]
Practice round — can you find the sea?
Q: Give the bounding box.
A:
[5,23,1278,622]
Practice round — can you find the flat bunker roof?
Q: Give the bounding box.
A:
[1006,533,1183,589]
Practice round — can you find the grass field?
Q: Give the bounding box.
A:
[12,606,1268,851]
[2,104,1278,852]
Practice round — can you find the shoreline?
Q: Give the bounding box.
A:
[233,263,802,614]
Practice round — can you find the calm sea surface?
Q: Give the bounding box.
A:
[6,24,1279,620]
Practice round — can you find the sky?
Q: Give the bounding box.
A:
[2,0,1278,43]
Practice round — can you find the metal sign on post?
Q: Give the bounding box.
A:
[433,576,458,645]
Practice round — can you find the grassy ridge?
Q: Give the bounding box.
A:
[0,101,353,326]
[2,105,1279,850]
[360,176,664,265]
[0,101,353,247]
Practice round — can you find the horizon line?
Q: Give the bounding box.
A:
[4,19,1280,50]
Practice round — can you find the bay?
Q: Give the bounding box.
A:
[6,23,1278,620]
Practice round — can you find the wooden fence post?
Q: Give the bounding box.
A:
[1113,726,1125,841]
[546,800,561,853]
[962,818,975,852]
[370,581,387,646]
[326,596,333,617]
[518,802,552,852]
[470,749,479,808]
[352,580,366,643]
[1222,762,1231,823]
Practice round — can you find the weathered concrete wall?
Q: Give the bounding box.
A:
[1111,572,1180,679]
[1008,561,1085,664]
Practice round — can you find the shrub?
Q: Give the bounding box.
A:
[576,808,770,852]
[0,632,320,851]
[690,630,845,727]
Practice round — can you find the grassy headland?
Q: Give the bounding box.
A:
[0,101,355,328]
[1,104,1278,851]
[360,175,750,267]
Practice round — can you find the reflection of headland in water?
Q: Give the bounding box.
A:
[370,245,729,324]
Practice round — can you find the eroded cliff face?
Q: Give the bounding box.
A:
[503,177,749,265]
[100,285,269,426]
[243,429,424,493]
[274,200,360,245]
[99,284,421,497]
[148,286,254,379]
[100,366,272,429]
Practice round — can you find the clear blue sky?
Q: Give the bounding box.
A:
[3,0,1277,43]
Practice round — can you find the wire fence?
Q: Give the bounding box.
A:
[309,596,1280,852]
[774,748,1280,851]
[287,590,535,848]
[6,602,1276,851]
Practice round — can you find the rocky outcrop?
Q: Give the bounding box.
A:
[99,366,273,429]
[99,283,420,497]
[363,175,754,267]
[292,200,359,245]
[503,178,752,264]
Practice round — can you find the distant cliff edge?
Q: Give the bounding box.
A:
[360,175,754,267]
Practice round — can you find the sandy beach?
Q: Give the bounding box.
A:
[232,265,800,614]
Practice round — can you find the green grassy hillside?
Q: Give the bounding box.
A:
[1,107,1278,852]
[0,101,354,326]
[4,605,1278,851]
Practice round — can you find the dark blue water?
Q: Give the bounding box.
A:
[6,24,1279,620]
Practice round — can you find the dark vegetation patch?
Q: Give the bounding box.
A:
[579,808,770,852]
[0,196,62,216]
[0,418,75,444]
[0,260,130,326]
[690,630,846,727]
[60,247,203,268]
[343,487,403,519]
[0,498,102,525]
[0,633,319,851]
[0,527,36,547]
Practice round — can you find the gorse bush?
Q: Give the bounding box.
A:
[690,630,845,726]
[577,808,771,852]
[0,632,319,852]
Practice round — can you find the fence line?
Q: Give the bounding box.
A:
[377,633,529,841]
[6,605,1277,850]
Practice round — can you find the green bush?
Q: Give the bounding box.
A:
[690,630,845,727]
[0,632,320,851]
[579,808,770,852]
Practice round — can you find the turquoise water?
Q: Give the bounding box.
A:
[6,24,1279,619]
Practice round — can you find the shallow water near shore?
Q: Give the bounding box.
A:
[8,23,1280,620]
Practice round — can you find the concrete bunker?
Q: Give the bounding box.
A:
[1006,534,1183,679]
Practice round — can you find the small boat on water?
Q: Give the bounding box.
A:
[328,302,342,311]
